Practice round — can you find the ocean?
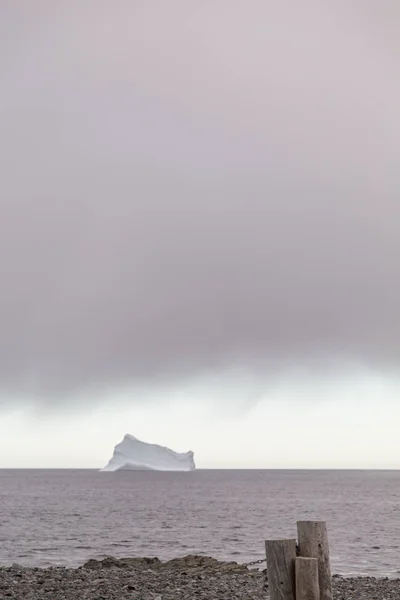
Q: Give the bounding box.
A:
[1,469,400,576]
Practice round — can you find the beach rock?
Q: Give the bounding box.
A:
[83,556,163,570]
[1,557,399,600]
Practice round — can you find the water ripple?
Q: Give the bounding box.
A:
[1,469,400,576]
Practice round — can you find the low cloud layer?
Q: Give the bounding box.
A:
[1,2,400,401]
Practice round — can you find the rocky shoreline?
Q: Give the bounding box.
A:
[1,555,399,600]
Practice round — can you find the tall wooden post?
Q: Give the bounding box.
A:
[296,557,320,600]
[265,539,297,600]
[297,521,332,600]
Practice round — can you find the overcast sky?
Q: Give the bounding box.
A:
[1,2,400,468]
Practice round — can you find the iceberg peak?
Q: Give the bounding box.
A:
[100,434,196,472]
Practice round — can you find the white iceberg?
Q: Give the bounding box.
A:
[100,434,196,472]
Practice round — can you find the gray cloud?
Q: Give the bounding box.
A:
[1,1,400,400]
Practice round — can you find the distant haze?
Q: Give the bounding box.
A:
[1,2,399,467]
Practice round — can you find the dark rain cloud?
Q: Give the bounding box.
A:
[1,1,400,400]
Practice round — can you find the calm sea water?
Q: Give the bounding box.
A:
[1,469,400,576]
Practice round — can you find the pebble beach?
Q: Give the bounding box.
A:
[1,555,400,600]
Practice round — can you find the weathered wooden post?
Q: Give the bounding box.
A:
[265,539,297,600]
[295,557,320,600]
[297,521,332,600]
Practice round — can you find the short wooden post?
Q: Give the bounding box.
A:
[297,521,332,600]
[265,539,297,600]
[296,557,320,600]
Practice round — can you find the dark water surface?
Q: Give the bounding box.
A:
[1,469,400,576]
